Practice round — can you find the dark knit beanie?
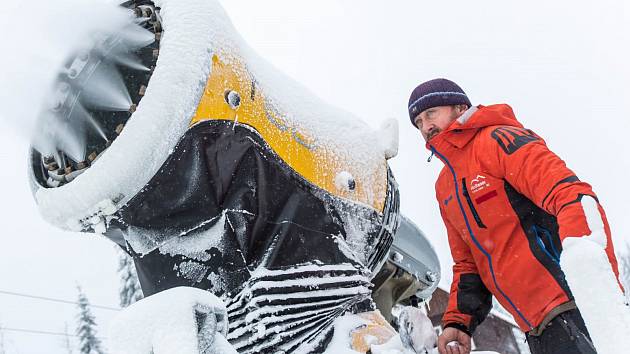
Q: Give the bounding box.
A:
[408,78,471,127]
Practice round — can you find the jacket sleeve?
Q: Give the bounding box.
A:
[483,126,603,241]
[440,204,492,334]
[482,126,622,283]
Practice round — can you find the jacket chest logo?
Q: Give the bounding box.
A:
[470,175,490,194]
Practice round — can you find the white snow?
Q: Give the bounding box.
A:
[561,237,630,354]
[175,261,211,283]
[108,286,236,354]
[398,306,437,354]
[580,196,607,248]
[378,118,399,160]
[158,213,226,260]
[322,314,368,354]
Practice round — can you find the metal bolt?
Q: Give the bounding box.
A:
[129,104,137,113]
[225,90,241,110]
[115,124,125,135]
[425,271,437,283]
[139,85,147,96]
[88,152,97,162]
[152,49,159,59]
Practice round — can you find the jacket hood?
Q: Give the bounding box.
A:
[426,104,523,151]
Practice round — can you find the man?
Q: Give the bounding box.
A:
[407,78,623,354]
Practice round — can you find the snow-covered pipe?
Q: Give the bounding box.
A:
[108,286,237,354]
[561,237,630,354]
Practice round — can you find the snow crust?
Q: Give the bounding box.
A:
[108,286,236,354]
[34,0,393,231]
[398,306,437,354]
[378,118,399,160]
[561,237,630,354]
[322,314,369,354]
[35,0,218,231]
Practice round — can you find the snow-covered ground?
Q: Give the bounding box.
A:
[0,0,629,353]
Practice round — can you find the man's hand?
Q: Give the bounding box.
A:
[438,327,471,354]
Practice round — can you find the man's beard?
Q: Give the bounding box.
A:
[426,128,441,141]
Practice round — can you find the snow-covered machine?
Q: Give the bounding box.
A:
[27,0,440,352]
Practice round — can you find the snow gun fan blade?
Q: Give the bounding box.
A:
[29,1,161,189]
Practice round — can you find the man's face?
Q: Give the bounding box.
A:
[414,106,464,142]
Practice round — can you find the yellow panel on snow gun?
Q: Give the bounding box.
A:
[191,51,388,212]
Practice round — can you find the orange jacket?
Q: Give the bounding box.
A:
[429,104,621,333]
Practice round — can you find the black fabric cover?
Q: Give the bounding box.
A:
[106,120,400,353]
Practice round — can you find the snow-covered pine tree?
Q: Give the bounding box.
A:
[62,322,74,354]
[0,322,5,354]
[116,247,143,308]
[75,287,105,354]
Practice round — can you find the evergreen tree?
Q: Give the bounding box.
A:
[117,248,143,308]
[75,287,105,354]
[0,321,5,354]
[62,322,74,354]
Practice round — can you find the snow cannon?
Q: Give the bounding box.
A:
[27,0,439,352]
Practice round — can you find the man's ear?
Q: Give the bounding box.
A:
[455,105,468,114]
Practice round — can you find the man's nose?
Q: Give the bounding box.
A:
[422,123,435,135]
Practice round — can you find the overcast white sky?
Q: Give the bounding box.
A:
[0,0,628,352]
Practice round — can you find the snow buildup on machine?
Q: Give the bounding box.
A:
[225,262,375,353]
[34,0,218,231]
[108,286,237,354]
[159,213,226,260]
[126,210,251,289]
[174,260,211,283]
[125,208,256,259]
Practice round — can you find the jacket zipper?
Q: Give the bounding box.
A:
[461,178,487,229]
[430,145,533,330]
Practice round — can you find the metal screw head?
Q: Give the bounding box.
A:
[225,90,241,110]
[425,271,437,283]
[334,171,356,192]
